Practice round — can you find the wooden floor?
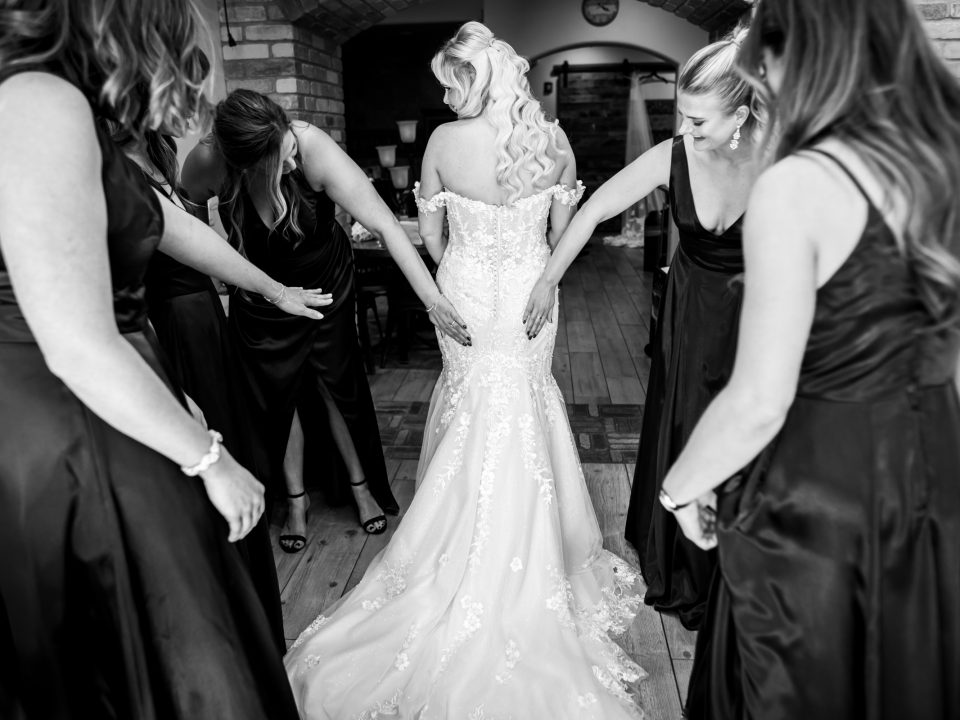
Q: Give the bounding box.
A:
[271,242,696,719]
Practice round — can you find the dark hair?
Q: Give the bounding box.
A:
[1,0,213,143]
[213,89,304,249]
[739,0,960,330]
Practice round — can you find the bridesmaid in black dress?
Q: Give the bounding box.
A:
[181,90,470,551]
[0,3,325,716]
[111,127,299,651]
[663,1,960,717]
[525,31,761,630]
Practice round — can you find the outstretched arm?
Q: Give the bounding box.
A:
[296,122,471,346]
[156,197,331,319]
[523,136,673,337]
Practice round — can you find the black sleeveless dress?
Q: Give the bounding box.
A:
[0,116,299,719]
[688,150,960,719]
[624,136,744,629]
[228,170,398,514]
[143,181,285,651]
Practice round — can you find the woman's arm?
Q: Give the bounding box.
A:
[0,74,263,540]
[547,128,579,250]
[156,198,330,318]
[296,122,471,345]
[416,126,448,265]
[179,138,225,217]
[661,158,825,546]
[523,137,673,337]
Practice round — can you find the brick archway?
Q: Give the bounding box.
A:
[273,0,439,43]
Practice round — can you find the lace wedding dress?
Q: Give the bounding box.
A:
[284,182,646,719]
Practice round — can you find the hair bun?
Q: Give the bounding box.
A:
[729,25,750,48]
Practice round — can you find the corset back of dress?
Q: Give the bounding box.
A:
[416,184,583,384]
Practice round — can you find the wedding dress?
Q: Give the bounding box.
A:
[284,181,646,720]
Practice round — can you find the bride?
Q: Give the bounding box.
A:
[284,22,645,719]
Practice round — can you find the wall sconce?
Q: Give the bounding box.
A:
[388,165,410,190]
[543,81,553,96]
[396,120,418,144]
[375,144,397,168]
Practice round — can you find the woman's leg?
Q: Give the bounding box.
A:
[317,388,385,529]
[280,410,309,541]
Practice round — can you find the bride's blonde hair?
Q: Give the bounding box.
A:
[431,21,563,205]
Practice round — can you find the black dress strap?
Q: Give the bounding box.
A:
[801,148,873,206]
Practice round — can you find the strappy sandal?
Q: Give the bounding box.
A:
[279,490,310,553]
[350,479,387,535]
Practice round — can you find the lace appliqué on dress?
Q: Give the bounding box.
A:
[552,180,586,206]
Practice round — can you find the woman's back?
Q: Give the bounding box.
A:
[430,118,569,206]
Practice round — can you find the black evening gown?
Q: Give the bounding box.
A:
[688,150,960,720]
[624,136,744,629]
[227,170,398,514]
[0,116,299,719]
[143,182,285,651]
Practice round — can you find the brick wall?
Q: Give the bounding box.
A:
[915,1,960,78]
[217,1,345,143]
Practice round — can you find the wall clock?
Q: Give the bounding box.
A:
[582,0,619,27]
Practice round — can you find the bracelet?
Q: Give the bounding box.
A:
[658,487,691,512]
[265,285,286,304]
[425,295,443,313]
[181,429,224,477]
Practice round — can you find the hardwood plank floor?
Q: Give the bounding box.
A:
[273,243,693,718]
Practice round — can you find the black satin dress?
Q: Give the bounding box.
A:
[143,181,285,651]
[0,118,299,719]
[228,170,398,514]
[688,150,960,719]
[624,136,744,629]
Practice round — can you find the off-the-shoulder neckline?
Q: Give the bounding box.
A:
[415,181,583,210]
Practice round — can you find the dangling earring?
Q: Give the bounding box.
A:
[729,124,742,150]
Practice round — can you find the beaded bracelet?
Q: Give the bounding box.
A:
[658,487,691,512]
[265,285,286,305]
[181,429,224,477]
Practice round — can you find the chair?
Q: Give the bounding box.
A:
[354,254,392,374]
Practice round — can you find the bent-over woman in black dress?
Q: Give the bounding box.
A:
[182,89,470,551]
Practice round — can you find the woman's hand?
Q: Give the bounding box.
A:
[522,277,557,339]
[199,447,266,542]
[428,295,471,346]
[672,491,718,550]
[273,286,333,319]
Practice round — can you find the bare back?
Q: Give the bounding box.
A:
[428,117,572,206]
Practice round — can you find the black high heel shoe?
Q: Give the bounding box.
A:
[279,490,310,553]
[350,479,387,535]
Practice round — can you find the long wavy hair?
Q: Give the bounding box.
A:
[679,26,764,139]
[0,0,213,142]
[213,89,304,250]
[432,21,563,205]
[739,0,960,330]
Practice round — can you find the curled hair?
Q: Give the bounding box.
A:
[213,89,304,250]
[739,0,960,330]
[679,26,763,136]
[0,0,213,143]
[431,21,563,205]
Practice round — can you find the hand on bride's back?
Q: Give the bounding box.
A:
[429,295,472,346]
[522,276,557,339]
